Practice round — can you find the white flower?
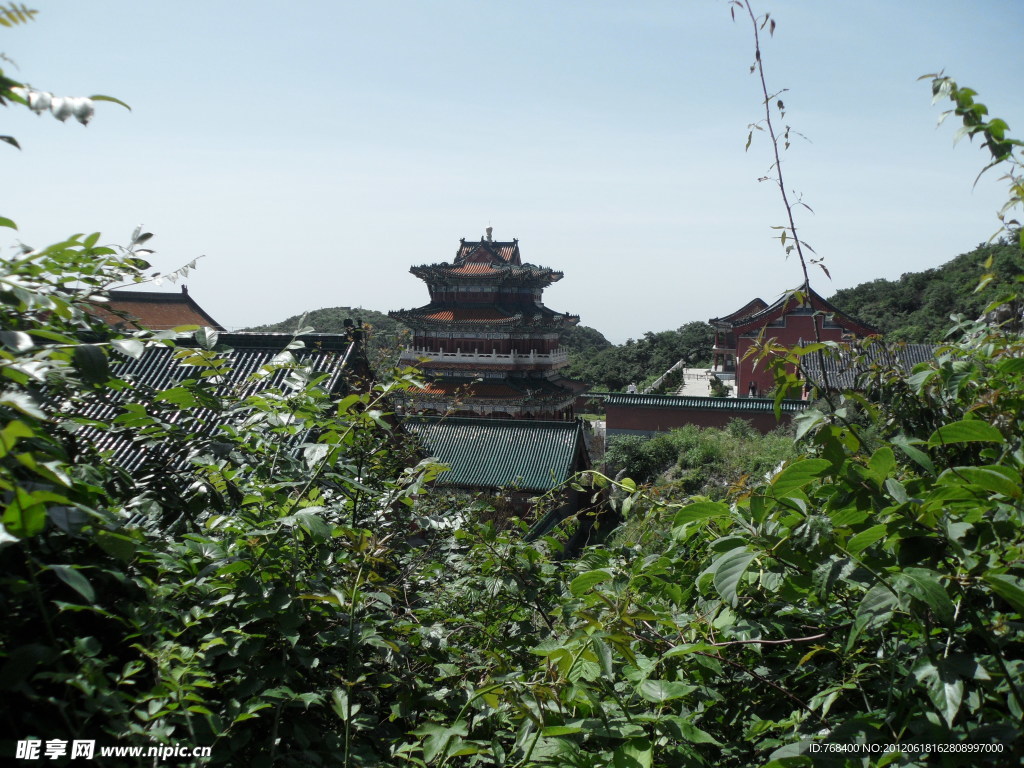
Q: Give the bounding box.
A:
[69,97,94,126]
[50,96,73,122]
[27,90,53,114]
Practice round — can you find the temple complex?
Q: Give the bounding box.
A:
[389,229,583,419]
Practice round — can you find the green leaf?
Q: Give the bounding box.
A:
[592,637,614,677]
[613,738,653,768]
[927,419,1004,447]
[675,719,721,745]
[2,487,49,537]
[194,327,219,350]
[672,500,730,528]
[73,344,109,383]
[938,465,1022,498]
[913,659,963,728]
[0,216,17,230]
[111,338,145,359]
[891,434,935,474]
[0,419,34,458]
[542,725,584,736]
[866,446,895,483]
[984,573,1024,614]
[662,642,717,660]
[89,94,131,110]
[850,583,898,645]
[49,564,96,603]
[636,679,696,702]
[0,391,46,420]
[711,548,756,607]
[94,530,138,563]
[770,459,831,497]
[0,330,34,351]
[293,509,331,540]
[570,569,612,596]
[846,524,887,556]
[894,568,954,624]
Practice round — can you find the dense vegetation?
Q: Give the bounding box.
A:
[828,236,1022,342]
[563,322,714,392]
[6,229,1022,765]
[4,6,1024,766]
[604,420,797,494]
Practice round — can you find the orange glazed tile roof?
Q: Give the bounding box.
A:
[421,307,514,323]
[89,288,224,331]
[456,239,521,265]
[419,381,523,398]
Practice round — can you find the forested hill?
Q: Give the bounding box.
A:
[827,235,1021,342]
[244,306,407,343]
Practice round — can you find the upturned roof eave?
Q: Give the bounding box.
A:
[728,287,877,336]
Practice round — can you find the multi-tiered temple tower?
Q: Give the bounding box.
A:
[390,229,581,419]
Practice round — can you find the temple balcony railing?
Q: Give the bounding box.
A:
[399,347,569,366]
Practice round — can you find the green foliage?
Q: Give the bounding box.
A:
[828,236,1022,341]
[566,322,713,392]
[0,3,36,29]
[924,74,1024,246]
[605,421,796,496]
[559,324,613,358]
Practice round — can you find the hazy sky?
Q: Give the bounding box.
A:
[4,1,1022,343]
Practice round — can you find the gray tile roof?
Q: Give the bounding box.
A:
[799,342,938,390]
[63,332,362,472]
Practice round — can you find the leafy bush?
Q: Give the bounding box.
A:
[605,422,796,497]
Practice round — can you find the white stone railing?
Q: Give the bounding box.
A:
[399,347,568,366]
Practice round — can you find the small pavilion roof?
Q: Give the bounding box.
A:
[89,287,224,331]
[456,237,522,265]
[401,415,586,492]
[407,235,562,285]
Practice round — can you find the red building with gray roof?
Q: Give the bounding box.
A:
[710,285,877,397]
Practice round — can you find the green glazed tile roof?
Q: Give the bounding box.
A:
[604,393,809,413]
[401,416,584,492]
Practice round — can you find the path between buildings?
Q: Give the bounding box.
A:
[674,368,735,397]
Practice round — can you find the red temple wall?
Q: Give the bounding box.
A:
[605,404,792,435]
[734,315,848,396]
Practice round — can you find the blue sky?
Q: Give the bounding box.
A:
[4,1,1022,343]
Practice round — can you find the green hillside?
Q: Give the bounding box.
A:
[244,306,410,368]
[827,234,1022,341]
